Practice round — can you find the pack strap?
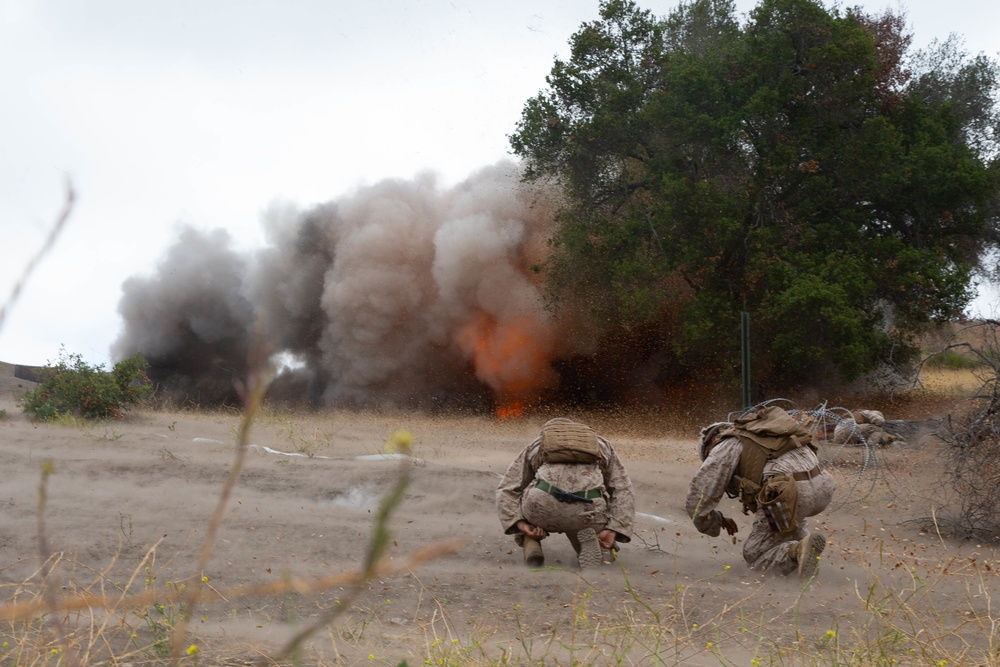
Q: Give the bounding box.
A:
[536,479,601,503]
[790,466,822,482]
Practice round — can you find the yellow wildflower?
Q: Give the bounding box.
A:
[385,429,413,454]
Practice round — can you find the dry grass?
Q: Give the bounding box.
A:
[2,383,999,666]
[4,556,998,666]
[918,367,983,396]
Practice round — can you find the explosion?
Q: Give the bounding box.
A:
[112,161,586,411]
[495,401,525,420]
[456,312,558,418]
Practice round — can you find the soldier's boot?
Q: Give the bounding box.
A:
[523,537,545,567]
[569,528,603,569]
[792,531,827,578]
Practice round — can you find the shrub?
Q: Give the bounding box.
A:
[933,321,1000,539]
[925,348,981,370]
[21,349,153,420]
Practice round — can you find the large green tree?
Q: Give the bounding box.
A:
[511,0,1000,390]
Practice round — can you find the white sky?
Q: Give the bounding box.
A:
[2,0,999,368]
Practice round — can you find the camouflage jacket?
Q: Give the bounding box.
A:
[496,434,635,542]
[685,437,822,536]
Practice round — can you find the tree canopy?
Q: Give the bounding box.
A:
[510,0,1000,391]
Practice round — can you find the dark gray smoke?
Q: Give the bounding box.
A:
[112,161,598,409]
[113,226,254,405]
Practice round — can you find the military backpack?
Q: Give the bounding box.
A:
[530,420,607,504]
[721,406,816,515]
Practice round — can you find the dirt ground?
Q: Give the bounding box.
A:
[1,365,998,666]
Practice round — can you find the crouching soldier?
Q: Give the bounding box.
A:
[686,406,836,577]
[497,418,635,569]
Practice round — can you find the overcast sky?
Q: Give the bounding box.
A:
[2,0,999,368]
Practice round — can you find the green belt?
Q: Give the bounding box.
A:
[536,479,602,500]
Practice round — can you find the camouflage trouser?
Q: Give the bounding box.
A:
[521,486,608,535]
[516,486,610,567]
[743,469,836,575]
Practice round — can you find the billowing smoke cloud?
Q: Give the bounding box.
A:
[113,161,599,409]
[113,226,255,405]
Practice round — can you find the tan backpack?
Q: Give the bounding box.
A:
[722,406,815,514]
[532,420,602,467]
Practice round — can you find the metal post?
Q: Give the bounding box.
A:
[741,311,751,409]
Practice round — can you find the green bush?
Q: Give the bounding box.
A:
[21,349,153,420]
[925,349,982,370]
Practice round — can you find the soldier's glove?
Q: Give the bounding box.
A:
[715,511,739,536]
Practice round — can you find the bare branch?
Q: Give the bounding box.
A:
[0,179,75,333]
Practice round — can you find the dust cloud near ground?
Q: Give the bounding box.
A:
[1,367,997,666]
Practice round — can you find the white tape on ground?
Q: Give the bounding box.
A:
[246,444,422,463]
[354,453,423,463]
[247,444,331,459]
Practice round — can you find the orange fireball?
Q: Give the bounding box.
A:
[455,311,556,418]
[496,399,525,420]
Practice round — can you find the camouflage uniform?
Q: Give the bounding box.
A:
[685,436,836,575]
[497,420,635,567]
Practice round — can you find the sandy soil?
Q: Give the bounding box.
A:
[1,367,998,666]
